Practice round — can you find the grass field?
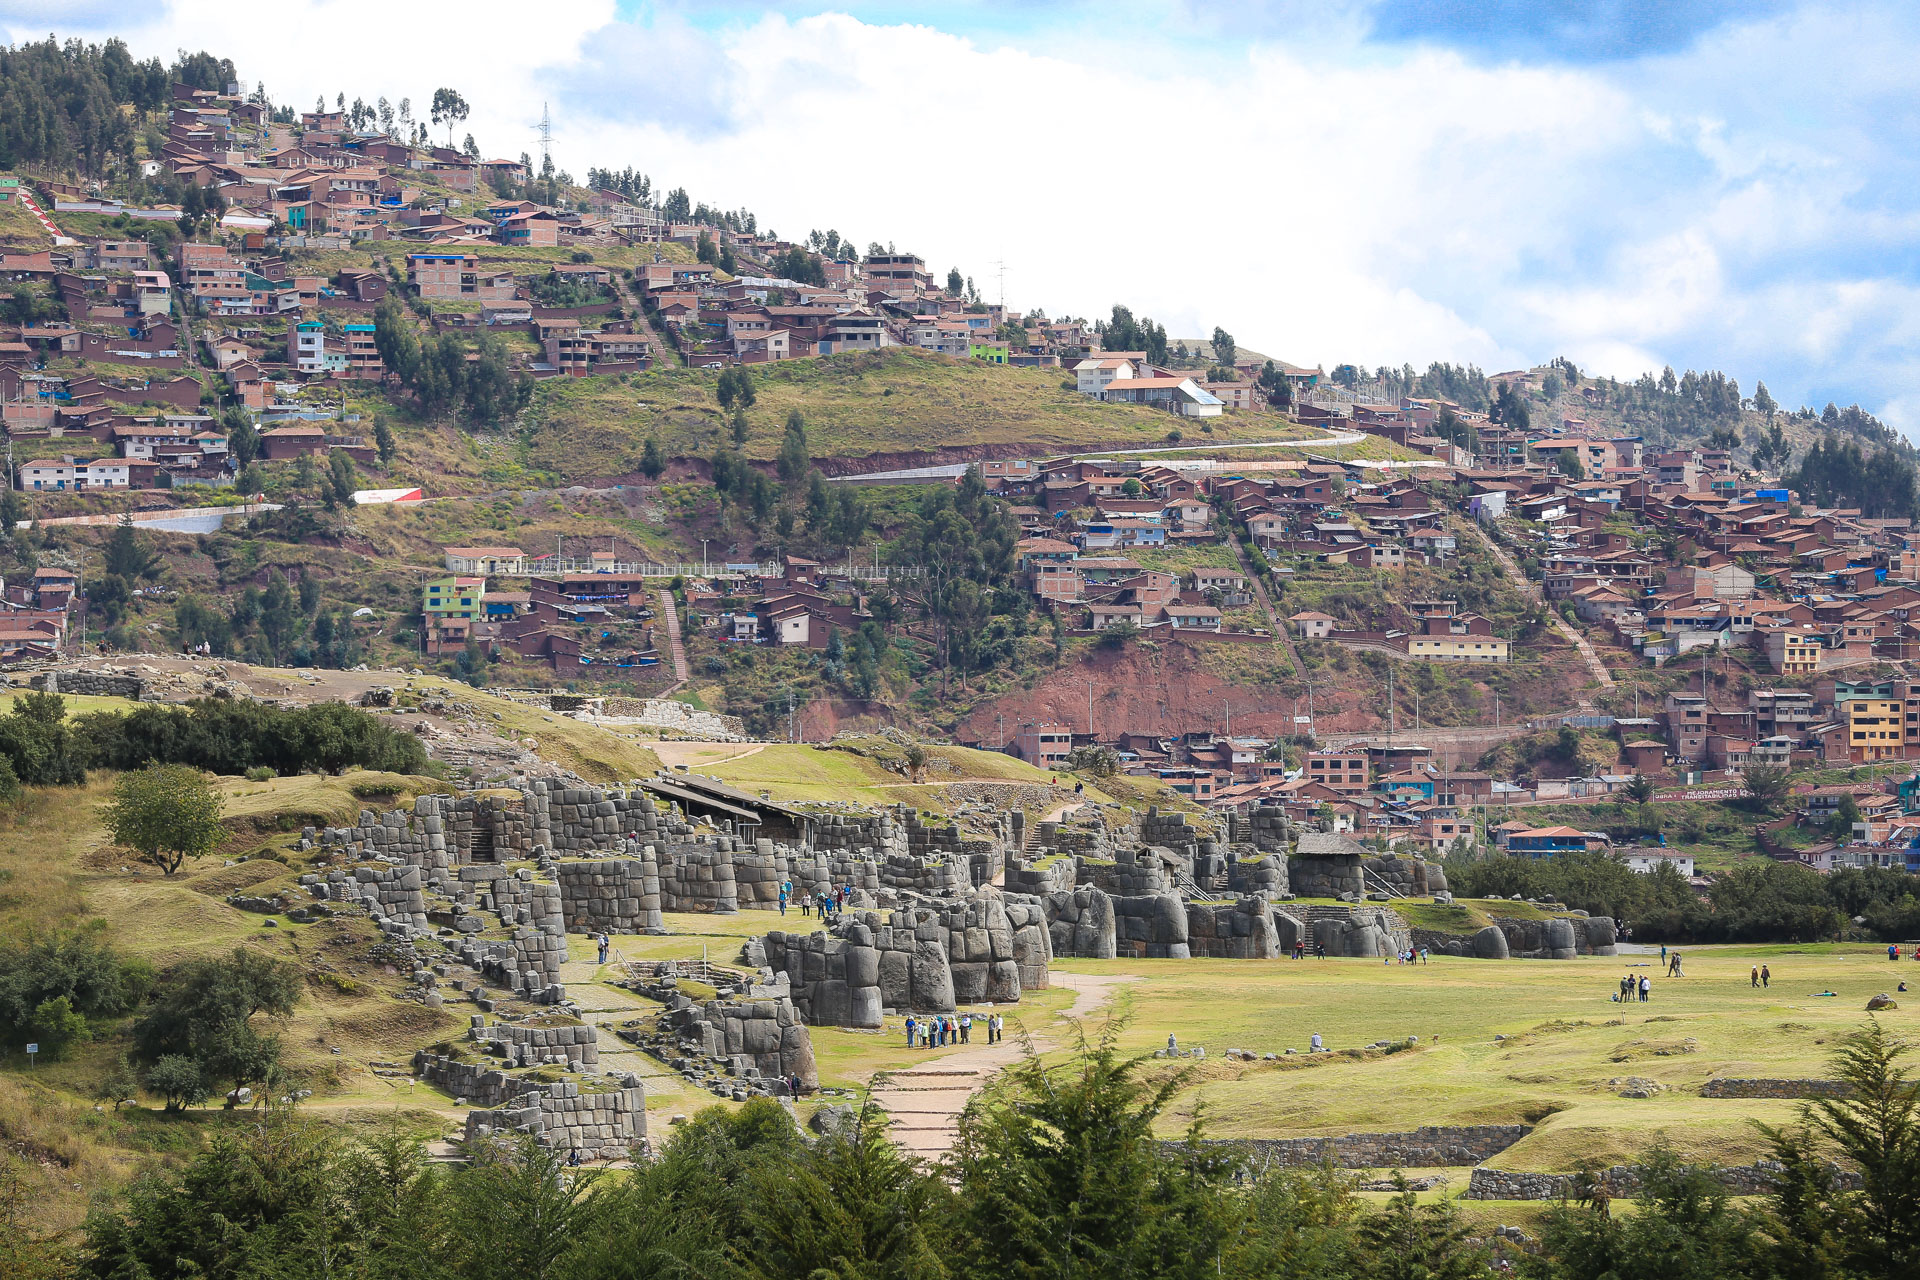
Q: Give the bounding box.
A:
[1045,943,1913,1171]
[522,348,1279,472]
[666,740,1125,811]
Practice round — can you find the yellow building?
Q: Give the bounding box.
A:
[1848,698,1905,761]
[1406,635,1510,662]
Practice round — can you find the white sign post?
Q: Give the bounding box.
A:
[24,1043,38,1068]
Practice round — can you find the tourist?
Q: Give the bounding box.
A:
[1892,943,1902,962]
[960,1011,972,1044]
[800,893,811,917]
[777,888,787,917]
[1168,1032,1178,1055]
[1661,943,1667,963]
[788,1073,802,1097]
[991,1013,1003,1044]
[1639,975,1651,1002]
[1310,1032,1323,1052]
[596,933,609,965]
[905,1015,916,1048]
[1761,964,1770,988]
[1420,947,1429,965]
[1752,965,1760,988]
[1315,941,1326,959]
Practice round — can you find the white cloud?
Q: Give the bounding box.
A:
[13,1,1920,431]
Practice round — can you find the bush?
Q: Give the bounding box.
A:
[0,929,153,1049]
[76,698,428,777]
[244,765,276,782]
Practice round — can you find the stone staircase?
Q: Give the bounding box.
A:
[867,1066,987,1158]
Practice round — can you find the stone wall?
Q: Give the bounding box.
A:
[1238,1125,1532,1169]
[750,890,1047,1028]
[659,993,818,1092]
[553,857,664,934]
[30,669,146,699]
[1363,854,1448,897]
[658,840,740,913]
[1113,892,1191,959]
[411,1051,524,1108]
[1700,1077,1850,1099]
[1186,897,1282,959]
[1466,1160,1859,1200]
[1413,925,1511,960]
[463,1080,647,1162]
[1289,853,1366,900]
[1491,915,1618,959]
[470,1015,599,1068]
[1046,884,1118,959]
[1227,853,1289,897]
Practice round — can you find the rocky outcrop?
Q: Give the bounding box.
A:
[1699,1078,1851,1099]
[1186,896,1282,959]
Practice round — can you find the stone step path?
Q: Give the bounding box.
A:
[657,590,691,694]
[865,973,1137,1159]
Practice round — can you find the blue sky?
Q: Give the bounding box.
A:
[9,1,1919,431]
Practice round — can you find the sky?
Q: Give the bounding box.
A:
[7,1,1919,431]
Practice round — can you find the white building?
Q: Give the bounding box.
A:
[1614,848,1695,877]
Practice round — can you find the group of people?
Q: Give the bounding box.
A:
[904,1011,1001,1048]
[1387,947,1429,966]
[1288,940,1327,960]
[1619,972,1652,1002]
[779,881,858,923]
[1886,943,1920,961]
[1750,964,1772,988]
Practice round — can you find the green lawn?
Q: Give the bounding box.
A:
[1045,942,1910,1171]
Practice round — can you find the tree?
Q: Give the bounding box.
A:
[1555,450,1585,480]
[373,416,396,464]
[952,1016,1240,1279]
[947,266,964,295]
[102,762,224,876]
[429,87,468,146]
[1793,1020,1920,1278]
[1355,1173,1486,1280]
[144,1054,209,1111]
[1210,325,1235,368]
[1708,423,1743,452]
[730,408,749,448]
[1829,792,1863,843]
[132,947,302,1093]
[104,521,161,580]
[639,436,665,480]
[1624,774,1656,804]
[777,410,810,484]
[327,451,357,507]
[1753,380,1777,420]
[1740,761,1793,812]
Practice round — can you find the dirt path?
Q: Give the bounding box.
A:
[657,590,691,694]
[1232,536,1305,675]
[865,972,1137,1159]
[1462,522,1613,702]
[651,741,766,769]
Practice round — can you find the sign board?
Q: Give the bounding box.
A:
[24,1043,37,1054]
[1294,716,1313,724]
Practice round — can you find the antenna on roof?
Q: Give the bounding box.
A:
[990,257,1006,308]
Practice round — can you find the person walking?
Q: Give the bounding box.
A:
[1761,964,1771,988]
[905,1015,916,1048]
[992,1013,1003,1044]
[1639,974,1651,1002]
[1671,952,1684,977]
[596,933,609,965]
[801,892,811,918]
[777,888,787,917]
[1661,943,1667,964]
[1752,965,1760,988]
[960,1011,972,1044]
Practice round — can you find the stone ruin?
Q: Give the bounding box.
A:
[464,1079,647,1163]
[743,890,1053,1028]
[615,962,819,1100]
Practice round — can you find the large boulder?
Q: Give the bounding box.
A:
[1471,925,1510,960]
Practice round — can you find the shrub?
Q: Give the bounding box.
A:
[244,765,276,782]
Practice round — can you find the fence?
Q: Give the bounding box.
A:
[476,557,923,582]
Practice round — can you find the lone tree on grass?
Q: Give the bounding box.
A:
[103,763,224,876]
[1740,761,1793,812]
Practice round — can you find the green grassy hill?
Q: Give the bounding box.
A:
[523,348,1304,473]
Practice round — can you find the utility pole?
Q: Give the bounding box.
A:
[787,687,795,744]
[1087,679,1094,737]
[700,538,709,576]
